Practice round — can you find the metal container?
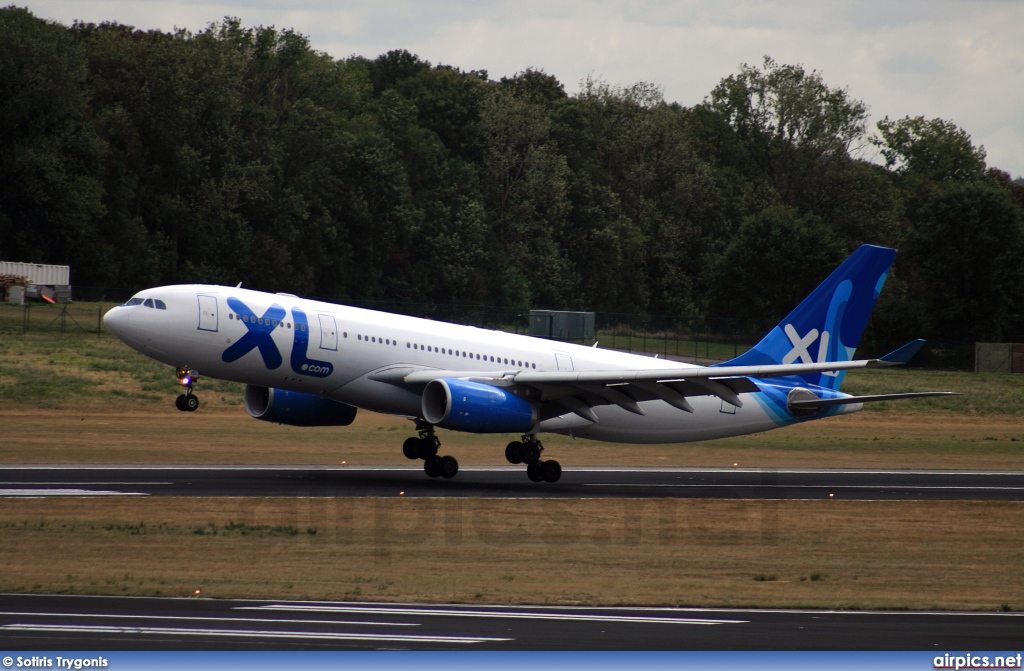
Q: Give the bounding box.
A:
[0,262,70,285]
[529,310,595,341]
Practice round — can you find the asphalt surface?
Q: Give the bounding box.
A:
[3,465,1024,500]
[1,594,1022,650]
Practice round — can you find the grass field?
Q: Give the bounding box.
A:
[1,326,1023,610]
[2,497,1022,610]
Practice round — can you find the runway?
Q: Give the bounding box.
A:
[1,594,1022,650]
[3,465,1024,500]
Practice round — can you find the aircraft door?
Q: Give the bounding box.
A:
[197,295,218,332]
[555,353,574,371]
[318,314,338,351]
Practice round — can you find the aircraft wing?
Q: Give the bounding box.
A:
[371,356,908,421]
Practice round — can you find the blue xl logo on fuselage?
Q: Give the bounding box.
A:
[223,298,285,369]
[222,298,333,378]
[290,307,333,378]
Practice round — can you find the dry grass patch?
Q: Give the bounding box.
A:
[2,408,1022,469]
[1,497,1022,610]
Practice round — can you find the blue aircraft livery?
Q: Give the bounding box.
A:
[289,307,334,378]
[222,298,286,370]
[103,243,955,484]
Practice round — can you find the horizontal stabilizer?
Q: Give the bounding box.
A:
[879,339,927,364]
[789,391,960,410]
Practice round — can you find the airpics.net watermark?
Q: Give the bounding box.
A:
[934,653,1023,669]
[3,658,108,670]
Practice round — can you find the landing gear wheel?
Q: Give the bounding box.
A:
[541,459,562,483]
[505,441,523,464]
[184,395,199,412]
[424,456,443,478]
[416,437,439,460]
[526,462,543,482]
[175,394,187,411]
[402,437,420,460]
[520,441,541,465]
[439,455,459,479]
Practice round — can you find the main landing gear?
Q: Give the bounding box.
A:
[403,424,459,479]
[506,436,562,483]
[174,367,200,412]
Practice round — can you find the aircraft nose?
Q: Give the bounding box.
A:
[103,306,131,340]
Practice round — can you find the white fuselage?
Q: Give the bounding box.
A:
[105,285,842,443]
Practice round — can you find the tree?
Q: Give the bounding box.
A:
[478,87,574,309]
[702,56,869,210]
[902,181,1024,342]
[704,207,847,324]
[874,116,986,183]
[0,7,106,279]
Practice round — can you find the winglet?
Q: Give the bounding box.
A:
[879,339,926,364]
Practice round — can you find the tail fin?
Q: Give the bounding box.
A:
[717,244,896,390]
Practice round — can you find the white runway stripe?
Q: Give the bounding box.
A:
[0,611,418,627]
[243,604,746,625]
[0,489,148,497]
[1,623,510,644]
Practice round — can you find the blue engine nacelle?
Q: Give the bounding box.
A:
[244,385,357,426]
[422,378,538,433]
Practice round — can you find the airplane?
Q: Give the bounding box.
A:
[103,244,955,483]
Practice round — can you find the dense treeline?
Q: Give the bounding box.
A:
[2,7,1023,345]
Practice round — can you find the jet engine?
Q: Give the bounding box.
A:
[244,385,357,426]
[422,378,537,433]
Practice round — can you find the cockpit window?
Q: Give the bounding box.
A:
[154,299,167,310]
[124,298,144,306]
[143,299,155,308]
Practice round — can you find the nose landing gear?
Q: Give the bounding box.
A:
[403,423,459,479]
[506,436,561,483]
[174,367,200,412]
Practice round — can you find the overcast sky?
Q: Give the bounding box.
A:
[25,0,1024,178]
